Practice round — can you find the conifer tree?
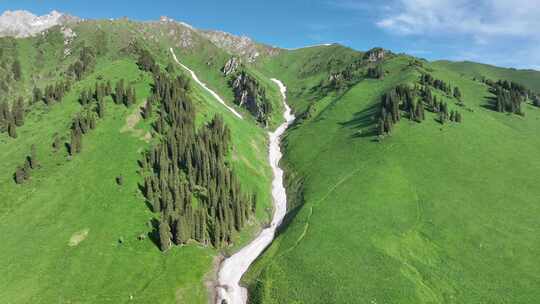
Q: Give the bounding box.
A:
[97,99,105,119]
[12,59,22,81]
[52,133,61,152]
[29,144,39,169]
[33,87,43,104]
[0,101,9,122]
[105,80,112,96]
[7,121,17,138]
[142,100,153,119]
[453,86,462,100]
[456,111,463,123]
[115,79,125,104]
[13,97,25,127]
[158,217,172,251]
[14,166,25,184]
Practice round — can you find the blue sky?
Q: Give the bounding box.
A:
[1,0,539,70]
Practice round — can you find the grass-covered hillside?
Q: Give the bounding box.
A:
[245,45,540,303]
[3,15,540,304]
[0,19,282,303]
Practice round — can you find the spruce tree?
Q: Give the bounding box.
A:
[13,97,25,127]
[14,166,25,184]
[453,87,462,100]
[97,99,105,119]
[33,87,43,104]
[12,59,22,81]
[115,79,125,104]
[52,133,61,152]
[158,217,172,251]
[8,121,17,138]
[29,144,39,169]
[0,101,8,122]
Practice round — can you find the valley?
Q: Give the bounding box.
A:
[1,8,540,304]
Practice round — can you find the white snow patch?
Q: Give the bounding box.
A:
[169,48,243,119]
[215,79,295,304]
[0,10,66,37]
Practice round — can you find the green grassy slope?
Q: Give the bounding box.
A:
[255,44,364,113]
[245,51,540,303]
[0,21,277,303]
[433,60,540,92]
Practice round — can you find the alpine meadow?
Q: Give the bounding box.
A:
[0,4,539,304]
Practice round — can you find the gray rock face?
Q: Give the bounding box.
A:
[142,17,195,49]
[0,10,80,38]
[200,30,280,62]
[222,57,241,76]
[230,71,271,125]
[364,47,386,62]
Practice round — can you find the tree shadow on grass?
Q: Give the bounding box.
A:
[339,103,379,138]
[481,95,498,111]
[147,218,160,249]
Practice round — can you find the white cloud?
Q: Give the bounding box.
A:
[376,0,540,39]
[372,0,540,69]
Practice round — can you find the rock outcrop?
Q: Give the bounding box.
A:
[0,10,80,38]
[364,47,386,62]
[222,57,241,76]
[230,71,271,125]
[200,30,280,62]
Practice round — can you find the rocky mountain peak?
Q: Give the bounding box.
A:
[200,30,280,62]
[0,10,80,38]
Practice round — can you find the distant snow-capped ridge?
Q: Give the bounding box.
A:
[0,10,80,38]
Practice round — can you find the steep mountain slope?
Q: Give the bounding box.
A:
[3,10,540,304]
[244,46,540,303]
[433,60,540,92]
[0,15,283,304]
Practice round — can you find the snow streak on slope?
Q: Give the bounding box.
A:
[215,79,295,304]
[169,48,243,119]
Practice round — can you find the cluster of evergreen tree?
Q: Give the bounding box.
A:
[69,110,99,155]
[79,81,113,111]
[492,80,529,97]
[420,73,461,99]
[377,85,426,135]
[141,73,256,251]
[229,70,272,126]
[366,65,384,79]
[68,46,96,80]
[484,80,532,115]
[420,86,461,124]
[14,145,39,184]
[493,86,524,115]
[69,80,116,154]
[33,80,71,106]
[397,85,426,122]
[0,97,25,138]
[449,110,463,123]
[377,84,464,136]
[136,48,160,74]
[113,79,137,107]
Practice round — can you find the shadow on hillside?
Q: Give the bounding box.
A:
[481,95,497,111]
[147,218,161,249]
[339,103,379,138]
